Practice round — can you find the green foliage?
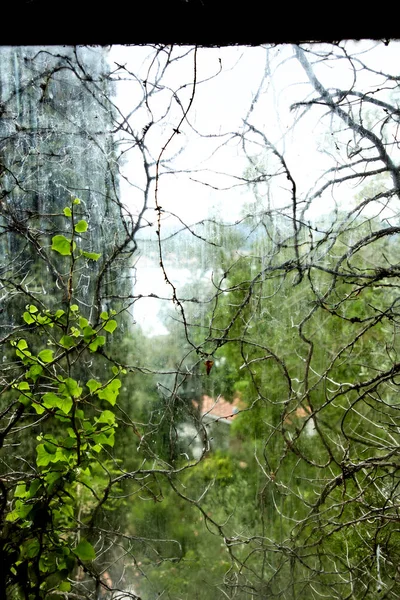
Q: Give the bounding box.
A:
[135,209,400,598]
[51,201,99,262]
[51,234,76,256]
[1,200,122,598]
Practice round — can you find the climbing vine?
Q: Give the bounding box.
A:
[2,199,124,598]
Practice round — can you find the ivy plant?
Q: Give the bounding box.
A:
[2,199,125,598]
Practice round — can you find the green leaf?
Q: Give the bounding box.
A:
[37,314,52,325]
[45,471,62,492]
[74,539,96,561]
[97,379,121,406]
[25,538,40,558]
[27,304,38,313]
[59,397,73,414]
[5,511,19,523]
[81,250,101,261]
[59,582,71,592]
[63,207,72,217]
[17,381,30,391]
[17,339,28,351]
[73,198,81,205]
[83,325,96,338]
[44,441,57,455]
[28,479,42,498]
[105,433,115,447]
[14,483,27,498]
[100,311,109,320]
[43,392,73,415]
[93,430,115,448]
[15,500,33,518]
[38,349,54,363]
[26,365,43,381]
[39,553,54,572]
[16,382,31,405]
[62,378,82,399]
[64,436,77,449]
[23,312,35,324]
[96,410,116,425]
[19,393,32,407]
[89,335,105,352]
[59,335,75,349]
[82,421,94,433]
[86,379,102,393]
[15,339,31,361]
[74,220,88,233]
[70,304,79,312]
[32,402,45,415]
[55,446,74,463]
[103,319,117,334]
[79,317,89,329]
[16,348,32,361]
[5,500,32,522]
[51,235,76,256]
[36,444,55,467]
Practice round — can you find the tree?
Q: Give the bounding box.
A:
[2,41,400,600]
[129,42,400,599]
[189,44,400,599]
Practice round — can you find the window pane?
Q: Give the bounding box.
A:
[1,41,400,600]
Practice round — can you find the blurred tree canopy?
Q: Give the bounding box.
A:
[2,42,400,599]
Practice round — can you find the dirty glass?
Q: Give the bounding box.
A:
[1,42,400,599]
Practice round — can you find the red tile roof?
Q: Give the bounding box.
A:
[194,395,243,423]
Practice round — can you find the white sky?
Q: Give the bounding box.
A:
[109,42,400,335]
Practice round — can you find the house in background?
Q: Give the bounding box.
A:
[197,394,243,424]
[178,395,244,458]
